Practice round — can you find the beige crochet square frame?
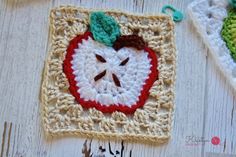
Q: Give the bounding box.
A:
[40,6,176,144]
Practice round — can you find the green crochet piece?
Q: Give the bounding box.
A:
[229,0,236,8]
[221,9,236,61]
[90,12,121,46]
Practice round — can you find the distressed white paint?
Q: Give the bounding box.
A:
[0,0,235,157]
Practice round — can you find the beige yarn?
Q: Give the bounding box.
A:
[40,6,176,144]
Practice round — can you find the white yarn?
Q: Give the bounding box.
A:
[71,37,151,106]
[188,0,236,91]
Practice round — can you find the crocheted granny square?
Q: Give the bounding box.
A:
[41,6,176,144]
[188,0,236,91]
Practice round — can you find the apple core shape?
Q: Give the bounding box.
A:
[63,32,158,114]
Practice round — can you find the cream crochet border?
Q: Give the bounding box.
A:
[40,6,176,144]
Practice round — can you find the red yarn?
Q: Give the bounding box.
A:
[63,31,158,114]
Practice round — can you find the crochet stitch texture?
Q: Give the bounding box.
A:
[63,32,158,114]
[90,12,121,46]
[222,9,236,61]
[40,6,176,144]
[188,0,236,91]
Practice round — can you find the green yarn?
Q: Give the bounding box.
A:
[229,0,236,9]
[221,9,236,62]
[161,5,184,22]
[90,12,121,46]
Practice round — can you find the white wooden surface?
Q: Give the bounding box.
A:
[0,0,235,157]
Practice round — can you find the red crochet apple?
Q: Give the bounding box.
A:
[63,12,158,114]
[63,31,157,114]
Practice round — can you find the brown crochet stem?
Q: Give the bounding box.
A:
[113,35,146,51]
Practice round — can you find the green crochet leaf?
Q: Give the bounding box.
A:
[90,12,121,46]
[221,9,236,62]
